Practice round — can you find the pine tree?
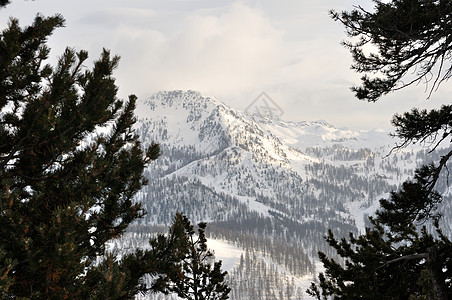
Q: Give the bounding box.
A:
[330,0,452,102]
[309,1,452,299]
[150,213,231,300]
[0,3,163,298]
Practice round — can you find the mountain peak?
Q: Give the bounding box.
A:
[136,90,394,151]
[131,90,436,299]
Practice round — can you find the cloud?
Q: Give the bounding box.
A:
[108,1,365,129]
[3,0,449,130]
[111,3,289,101]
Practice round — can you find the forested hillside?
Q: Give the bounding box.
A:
[123,90,452,299]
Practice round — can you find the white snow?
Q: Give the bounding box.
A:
[207,238,244,272]
[133,90,441,300]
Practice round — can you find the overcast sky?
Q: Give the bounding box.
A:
[1,0,449,130]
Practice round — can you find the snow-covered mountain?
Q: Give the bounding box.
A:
[124,90,452,299]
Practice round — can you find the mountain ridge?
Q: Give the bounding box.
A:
[127,90,452,299]
[134,90,415,228]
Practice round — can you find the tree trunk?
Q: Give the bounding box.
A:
[427,247,448,300]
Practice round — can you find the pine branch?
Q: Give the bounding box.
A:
[376,253,428,270]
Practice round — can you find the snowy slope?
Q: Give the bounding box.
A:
[130,90,451,300]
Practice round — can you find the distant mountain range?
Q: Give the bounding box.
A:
[118,90,452,299]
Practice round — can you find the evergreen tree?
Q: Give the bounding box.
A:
[150,213,231,300]
[309,1,452,299]
[0,3,164,298]
[330,0,452,102]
